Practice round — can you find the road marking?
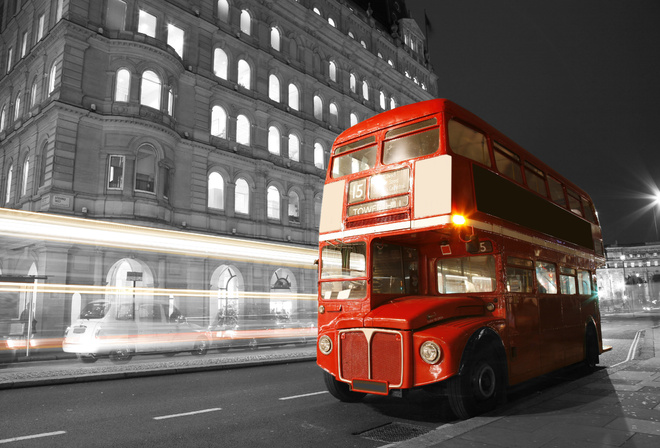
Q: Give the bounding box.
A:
[611,330,642,368]
[279,391,329,401]
[0,431,66,444]
[153,408,222,420]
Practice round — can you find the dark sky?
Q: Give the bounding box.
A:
[405,0,660,246]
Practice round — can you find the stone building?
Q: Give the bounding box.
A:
[0,0,436,337]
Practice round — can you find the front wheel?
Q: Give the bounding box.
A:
[76,353,98,363]
[323,371,366,403]
[447,346,504,419]
[584,326,600,371]
[109,348,133,363]
[191,339,208,356]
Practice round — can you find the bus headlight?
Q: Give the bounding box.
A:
[318,335,333,355]
[420,341,442,364]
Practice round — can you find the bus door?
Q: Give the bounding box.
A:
[535,261,565,372]
[505,257,540,383]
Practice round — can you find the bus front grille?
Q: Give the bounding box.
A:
[339,329,403,387]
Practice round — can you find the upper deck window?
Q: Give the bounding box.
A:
[331,136,377,178]
[493,142,523,183]
[448,119,491,167]
[567,189,583,216]
[382,118,439,165]
[547,176,567,207]
[581,196,597,223]
[524,161,547,197]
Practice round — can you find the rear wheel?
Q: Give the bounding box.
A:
[191,339,208,356]
[447,345,504,419]
[323,371,366,403]
[109,348,133,363]
[584,326,600,371]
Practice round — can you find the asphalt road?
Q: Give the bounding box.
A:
[0,315,655,447]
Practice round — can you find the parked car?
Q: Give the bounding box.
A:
[63,301,208,363]
[206,313,316,351]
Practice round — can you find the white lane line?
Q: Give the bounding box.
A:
[153,408,222,420]
[0,431,66,444]
[279,391,329,401]
[611,330,642,368]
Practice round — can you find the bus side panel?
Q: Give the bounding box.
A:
[413,155,452,220]
[319,180,346,235]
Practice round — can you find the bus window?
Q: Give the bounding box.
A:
[535,261,557,294]
[567,189,583,216]
[578,270,592,295]
[372,243,418,294]
[493,142,523,183]
[448,119,491,167]
[559,267,577,294]
[331,144,377,178]
[524,162,547,197]
[547,176,567,208]
[382,118,439,165]
[581,196,597,223]
[320,242,367,300]
[436,255,496,294]
[506,257,534,293]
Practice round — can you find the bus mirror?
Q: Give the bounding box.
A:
[466,235,480,254]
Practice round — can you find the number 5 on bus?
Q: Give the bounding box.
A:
[316,99,610,419]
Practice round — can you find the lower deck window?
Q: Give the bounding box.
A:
[436,255,497,294]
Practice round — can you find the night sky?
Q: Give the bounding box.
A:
[405,0,660,246]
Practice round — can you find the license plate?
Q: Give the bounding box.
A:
[352,379,388,395]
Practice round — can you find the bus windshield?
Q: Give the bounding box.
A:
[320,242,367,300]
[436,255,497,294]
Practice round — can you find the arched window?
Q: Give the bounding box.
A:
[208,172,224,209]
[115,68,130,102]
[240,10,251,35]
[48,63,57,94]
[5,164,13,204]
[140,70,161,109]
[211,105,227,138]
[313,95,323,120]
[314,142,324,170]
[390,97,397,110]
[213,48,228,79]
[350,112,359,127]
[217,0,229,22]
[288,133,300,162]
[379,91,386,110]
[270,27,281,51]
[313,7,322,16]
[288,84,299,111]
[328,61,337,82]
[267,185,280,220]
[235,178,249,214]
[30,81,38,108]
[329,102,338,127]
[237,59,251,89]
[21,157,29,197]
[362,80,369,100]
[167,87,174,116]
[268,74,280,102]
[268,126,280,155]
[328,18,336,27]
[0,106,6,132]
[236,114,250,145]
[39,143,48,187]
[13,93,20,121]
[288,191,300,223]
[135,145,156,193]
[349,73,357,93]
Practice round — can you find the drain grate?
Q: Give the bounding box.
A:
[355,422,432,443]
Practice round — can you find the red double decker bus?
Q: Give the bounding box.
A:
[316,99,610,418]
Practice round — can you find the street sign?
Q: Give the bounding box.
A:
[126,271,143,282]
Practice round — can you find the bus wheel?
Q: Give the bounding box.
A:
[191,339,208,356]
[584,326,599,371]
[323,371,366,403]
[109,348,133,363]
[76,353,98,363]
[448,347,503,419]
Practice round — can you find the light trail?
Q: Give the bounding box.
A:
[0,431,66,444]
[153,407,223,420]
[278,391,328,401]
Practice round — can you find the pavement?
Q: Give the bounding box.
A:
[2,328,660,448]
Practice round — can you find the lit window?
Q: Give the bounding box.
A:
[5,164,13,204]
[140,70,161,109]
[270,27,280,51]
[268,74,280,102]
[55,0,63,21]
[115,68,130,102]
[328,18,336,27]
[21,32,28,58]
[328,61,337,82]
[138,10,157,38]
[288,133,300,161]
[314,142,325,169]
[288,84,299,111]
[167,23,185,58]
[360,40,367,49]
[390,97,396,109]
[108,155,125,189]
[268,126,280,155]
[240,10,251,35]
[349,73,356,93]
[379,91,386,110]
[48,63,57,94]
[208,172,224,209]
[217,0,229,22]
[288,191,300,223]
[167,87,174,116]
[213,48,228,79]
[36,15,45,41]
[329,102,338,127]
[7,47,13,73]
[313,95,323,120]
[237,59,251,89]
[236,114,250,145]
[235,178,250,214]
[350,112,358,127]
[362,80,369,100]
[313,8,321,15]
[211,105,227,138]
[30,81,38,107]
[267,186,280,220]
[135,145,156,193]
[14,93,21,121]
[388,59,394,67]
[21,157,29,197]
[0,106,5,132]
[106,0,127,31]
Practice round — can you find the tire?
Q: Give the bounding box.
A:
[248,338,258,350]
[584,326,599,371]
[323,371,366,403]
[109,348,133,363]
[447,345,504,419]
[191,339,208,356]
[76,353,98,363]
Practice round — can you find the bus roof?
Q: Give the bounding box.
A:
[334,99,592,201]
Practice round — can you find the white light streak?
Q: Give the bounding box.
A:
[0,431,66,444]
[278,391,328,401]
[153,407,223,420]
